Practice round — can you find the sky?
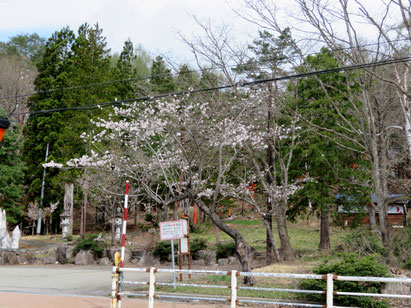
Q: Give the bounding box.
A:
[0,0,260,63]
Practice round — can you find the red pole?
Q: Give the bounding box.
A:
[194,204,198,225]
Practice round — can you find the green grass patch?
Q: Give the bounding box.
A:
[226,219,260,225]
[190,216,350,263]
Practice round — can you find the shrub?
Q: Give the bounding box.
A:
[190,238,208,260]
[153,241,171,262]
[74,234,107,258]
[137,222,151,232]
[144,213,154,222]
[216,241,236,259]
[299,254,390,308]
[343,229,387,257]
[391,227,411,268]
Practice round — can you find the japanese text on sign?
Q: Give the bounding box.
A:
[160,220,184,241]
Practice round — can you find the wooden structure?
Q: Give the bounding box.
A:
[337,194,408,227]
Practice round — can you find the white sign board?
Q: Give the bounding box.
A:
[180,237,189,254]
[160,220,184,241]
[181,219,188,235]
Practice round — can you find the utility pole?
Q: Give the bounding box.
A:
[37,143,49,235]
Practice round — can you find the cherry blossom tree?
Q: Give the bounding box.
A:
[63,82,300,282]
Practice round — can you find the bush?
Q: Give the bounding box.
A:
[145,213,154,223]
[299,254,390,308]
[391,227,411,268]
[74,234,107,259]
[153,241,171,262]
[216,241,236,259]
[137,222,151,232]
[343,229,387,257]
[190,238,208,260]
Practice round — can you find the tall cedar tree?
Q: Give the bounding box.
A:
[0,111,25,224]
[114,39,138,99]
[150,56,176,94]
[23,24,114,226]
[23,28,75,206]
[289,48,369,250]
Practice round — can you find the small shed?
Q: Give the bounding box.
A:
[337,194,408,227]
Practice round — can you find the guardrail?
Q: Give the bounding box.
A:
[111,267,411,308]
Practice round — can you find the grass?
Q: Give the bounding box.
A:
[190,214,351,264]
[129,213,353,301]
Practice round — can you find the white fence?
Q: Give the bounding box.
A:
[111,267,411,308]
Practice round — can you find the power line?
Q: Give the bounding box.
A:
[9,56,411,119]
[1,38,408,102]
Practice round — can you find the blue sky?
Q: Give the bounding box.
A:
[0,0,259,62]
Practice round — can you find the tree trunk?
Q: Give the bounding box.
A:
[367,200,378,233]
[64,183,74,236]
[319,207,331,250]
[265,212,274,264]
[266,90,274,265]
[274,205,294,260]
[372,152,390,246]
[192,194,256,285]
[263,216,280,262]
[173,202,178,220]
[134,203,139,226]
[80,188,88,236]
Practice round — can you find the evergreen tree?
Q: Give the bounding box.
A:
[0,111,25,224]
[114,39,138,99]
[0,33,45,64]
[290,48,369,250]
[23,24,114,229]
[177,64,199,91]
[23,27,75,205]
[150,56,176,94]
[57,23,114,173]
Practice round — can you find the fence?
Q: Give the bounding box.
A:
[111,267,411,308]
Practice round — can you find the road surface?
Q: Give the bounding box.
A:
[0,265,226,308]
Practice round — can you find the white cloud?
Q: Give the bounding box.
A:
[0,0,256,61]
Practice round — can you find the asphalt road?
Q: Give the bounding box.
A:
[0,265,116,296]
[0,265,176,296]
[0,265,227,307]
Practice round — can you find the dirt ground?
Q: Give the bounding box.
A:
[0,292,226,308]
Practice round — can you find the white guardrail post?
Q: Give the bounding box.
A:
[111,266,118,308]
[118,267,411,307]
[148,267,156,308]
[231,270,238,308]
[326,273,334,308]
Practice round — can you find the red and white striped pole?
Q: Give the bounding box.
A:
[120,180,129,267]
[117,181,129,307]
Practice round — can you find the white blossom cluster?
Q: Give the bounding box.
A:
[42,160,63,169]
[65,92,301,204]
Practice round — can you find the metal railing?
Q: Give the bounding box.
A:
[111,267,411,308]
